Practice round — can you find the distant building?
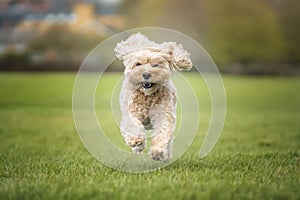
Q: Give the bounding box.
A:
[0,1,124,55]
[0,0,50,27]
[17,2,124,35]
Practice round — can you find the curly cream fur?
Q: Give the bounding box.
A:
[115,33,192,161]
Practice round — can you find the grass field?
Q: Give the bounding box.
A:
[0,73,299,200]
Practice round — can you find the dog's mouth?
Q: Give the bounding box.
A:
[142,82,154,89]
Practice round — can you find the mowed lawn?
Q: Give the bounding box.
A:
[0,72,299,200]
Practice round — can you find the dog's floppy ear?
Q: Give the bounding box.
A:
[114,33,159,61]
[161,42,193,71]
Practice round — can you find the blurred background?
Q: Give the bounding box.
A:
[0,0,299,75]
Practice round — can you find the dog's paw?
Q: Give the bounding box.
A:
[126,137,144,147]
[149,148,170,161]
[132,145,145,154]
[125,136,146,154]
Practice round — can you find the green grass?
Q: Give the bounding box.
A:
[0,73,299,200]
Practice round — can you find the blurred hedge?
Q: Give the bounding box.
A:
[0,24,104,71]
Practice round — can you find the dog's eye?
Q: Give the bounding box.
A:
[135,62,141,66]
[152,64,160,68]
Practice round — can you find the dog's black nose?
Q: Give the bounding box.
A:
[142,72,151,80]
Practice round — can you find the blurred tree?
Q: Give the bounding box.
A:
[202,0,284,65]
[120,0,289,66]
[276,0,300,63]
[29,24,103,54]
[119,0,206,41]
[28,24,104,65]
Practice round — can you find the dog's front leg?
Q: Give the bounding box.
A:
[149,104,176,161]
[120,114,146,154]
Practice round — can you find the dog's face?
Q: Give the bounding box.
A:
[124,50,171,94]
[114,33,193,94]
